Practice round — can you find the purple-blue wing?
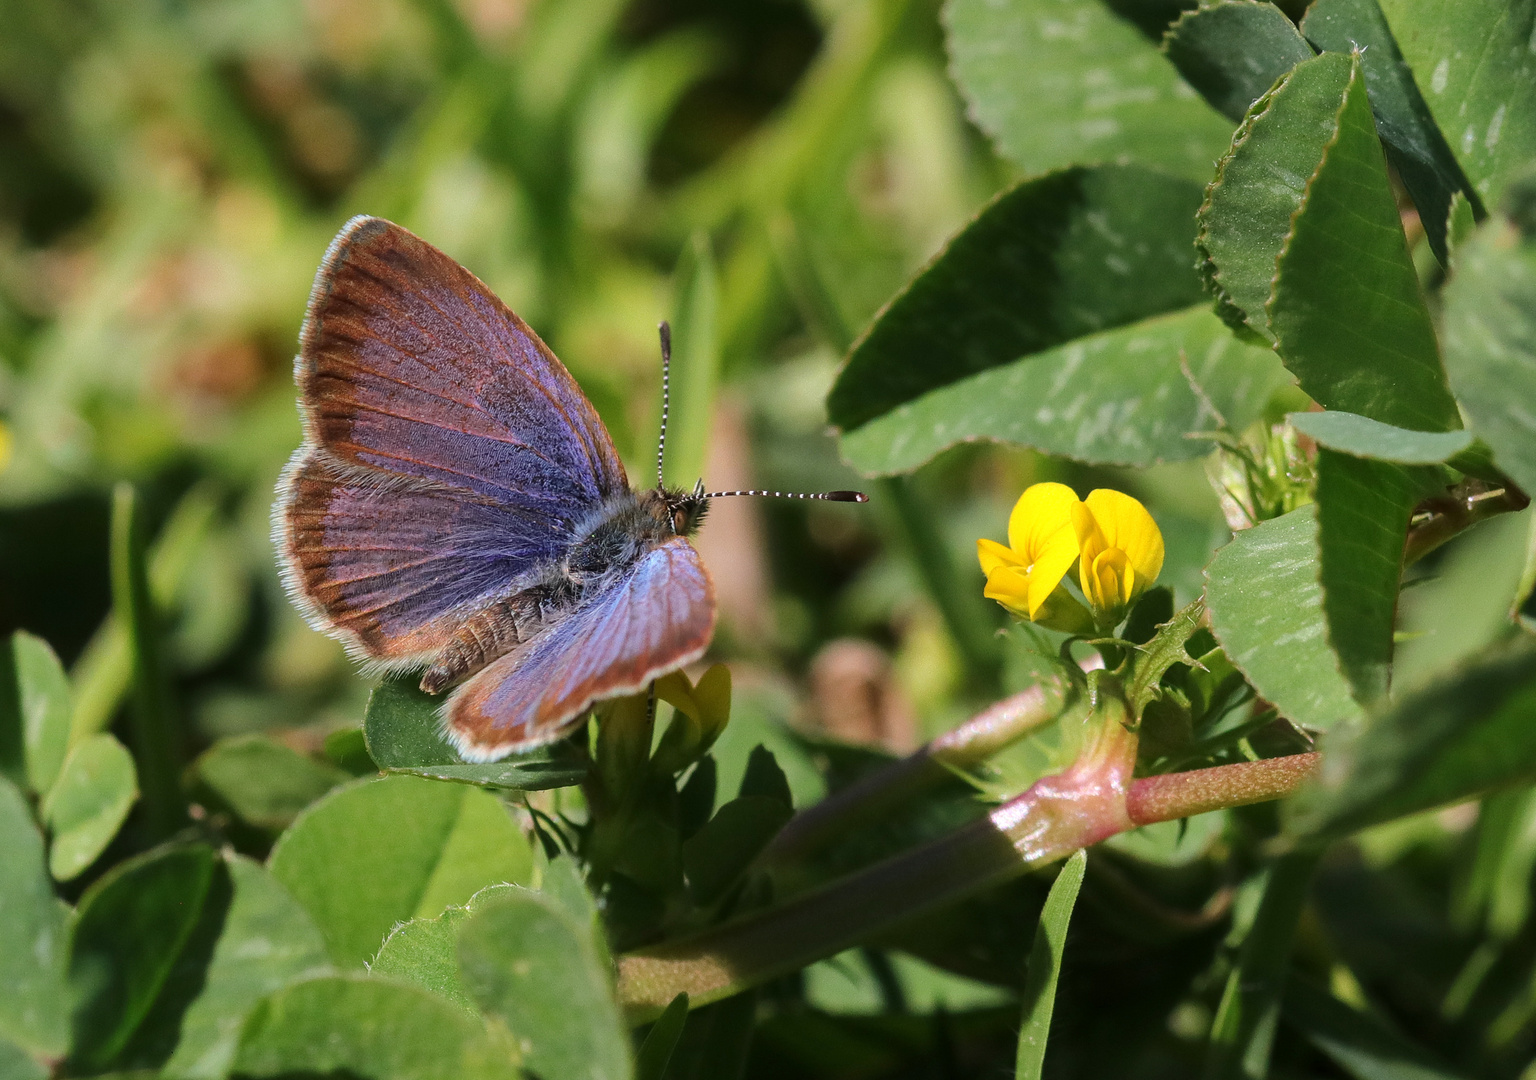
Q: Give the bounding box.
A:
[444,538,716,761]
[278,216,627,661]
[279,455,550,662]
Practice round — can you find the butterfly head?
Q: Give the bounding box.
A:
[663,479,709,536]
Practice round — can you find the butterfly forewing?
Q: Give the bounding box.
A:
[279,216,629,662]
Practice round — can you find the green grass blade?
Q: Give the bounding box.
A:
[636,992,689,1080]
[1015,849,1086,1080]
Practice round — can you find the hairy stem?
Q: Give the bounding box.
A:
[618,743,1320,1017]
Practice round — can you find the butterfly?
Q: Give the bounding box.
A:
[275,216,865,761]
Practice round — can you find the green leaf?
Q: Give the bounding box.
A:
[1268,56,1460,432]
[636,993,689,1080]
[661,231,720,488]
[1205,852,1321,1080]
[1301,0,1479,264]
[67,844,216,1072]
[1289,411,1473,464]
[458,891,632,1080]
[370,905,475,1012]
[0,631,71,800]
[1197,52,1355,341]
[1014,849,1085,1080]
[161,855,332,1079]
[1395,510,1532,696]
[1204,507,1364,730]
[1314,453,1441,706]
[946,0,1233,182]
[1283,978,1469,1080]
[232,973,515,1080]
[0,777,68,1060]
[738,745,792,807]
[842,305,1290,475]
[681,796,793,905]
[1288,637,1536,837]
[109,483,184,840]
[1163,1,1315,122]
[828,165,1208,432]
[190,734,347,831]
[1441,213,1536,498]
[269,775,533,967]
[41,733,137,881]
[1378,0,1536,209]
[364,677,586,790]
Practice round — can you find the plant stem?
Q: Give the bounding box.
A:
[760,682,1067,867]
[110,483,185,840]
[618,747,1319,1017]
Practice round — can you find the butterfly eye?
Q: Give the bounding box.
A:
[672,509,689,534]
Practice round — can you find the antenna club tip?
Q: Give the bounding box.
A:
[827,490,869,503]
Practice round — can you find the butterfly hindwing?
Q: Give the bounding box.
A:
[445,537,716,759]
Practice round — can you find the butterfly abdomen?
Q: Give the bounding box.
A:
[419,580,574,694]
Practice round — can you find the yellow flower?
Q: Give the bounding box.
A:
[978,482,1092,633]
[1071,490,1164,624]
[978,483,1163,632]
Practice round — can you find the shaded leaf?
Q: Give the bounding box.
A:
[0,631,71,800]
[1268,56,1460,432]
[232,974,514,1080]
[364,678,585,790]
[1378,0,1536,208]
[1288,637,1536,837]
[190,734,347,831]
[738,745,792,807]
[946,0,1232,182]
[1205,852,1321,1079]
[1441,211,1536,498]
[67,845,216,1072]
[829,165,1208,432]
[1163,1,1315,122]
[161,856,332,1080]
[1204,507,1364,730]
[1314,453,1440,707]
[1015,849,1085,1080]
[1197,52,1354,341]
[0,777,68,1059]
[842,305,1289,475]
[1395,510,1532,696]
[1284,977,1469,1080]
[269,775,533,967]
[459,891,632,1080]
[1301,0,1480,264]
[682,796,793,905]
[636,993,690,1080]
[42,733,137,881]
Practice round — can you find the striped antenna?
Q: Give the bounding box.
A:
[701,489,869,503]
[656,322,672,489]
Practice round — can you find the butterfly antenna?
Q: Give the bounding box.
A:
[656,321,671,490]
[701,489,869,503]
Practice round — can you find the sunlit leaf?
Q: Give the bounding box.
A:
[0,778,68,1060]
[269,775,533,967]
[947,0,1232,182]
[42,733,137,881]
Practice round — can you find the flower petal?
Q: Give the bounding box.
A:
[1025,540,1079,619]
[983,565,1033,618]
[977,537,1026,577]
[1084,489,1164,585]
[1007,482,1082,562]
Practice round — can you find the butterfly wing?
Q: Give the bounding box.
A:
[445,537,716,760]
[278,216,627,662]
